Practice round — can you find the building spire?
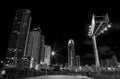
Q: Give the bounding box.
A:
[68,39,74,45]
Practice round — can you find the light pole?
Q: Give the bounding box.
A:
[51,51,55,65]
[88,14,112,67]
[92,36,100,67]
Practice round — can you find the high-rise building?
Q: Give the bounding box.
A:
[26,30,41,68]
[44,45,51,65]
[68,39,75,68]
[5,9,31,67]
[76,55,80,67]
[26,27,45,69]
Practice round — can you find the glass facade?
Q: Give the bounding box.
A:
[5,9,31,66]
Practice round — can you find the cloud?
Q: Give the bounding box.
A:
[111,46,120,52]
[83,52,103,58]
[112,23,120,30]
[98,46,115,55]
[83,53,95,58]
[84,39,93,45]
[98,46,110,52]
[83,46,115,59]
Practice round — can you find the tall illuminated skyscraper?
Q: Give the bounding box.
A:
[5,9,31,67]
[68,39,75,68]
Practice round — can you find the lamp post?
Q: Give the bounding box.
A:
[51,51,55,65]
[88,14,112,67]
[92,35,100,67]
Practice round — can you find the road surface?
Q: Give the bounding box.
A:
[22,75,94,79]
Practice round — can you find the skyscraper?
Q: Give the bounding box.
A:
[68,39,75,68]
[26,30,40,68]
[26,27,45,69]
[76,55,80,67]
[5,9,31,67]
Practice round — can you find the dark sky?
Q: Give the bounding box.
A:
[1,7,120,66]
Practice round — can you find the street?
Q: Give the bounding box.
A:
[22,75,94,79]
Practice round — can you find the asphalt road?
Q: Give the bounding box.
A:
[22,75,94,79]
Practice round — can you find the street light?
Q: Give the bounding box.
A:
[51,51,55,65]
[88,14,112,67]
[51,51,55,56]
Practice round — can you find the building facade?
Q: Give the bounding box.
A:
[26,28,45,69]
[26,30,41,68]
[68,39,76,68]
[44,45,51,65]
[5,9,31,67]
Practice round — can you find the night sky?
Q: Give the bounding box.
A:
[1,7,120,66]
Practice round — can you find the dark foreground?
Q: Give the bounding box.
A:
[0,67,120,79]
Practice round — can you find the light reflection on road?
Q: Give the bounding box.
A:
[22,75,94,79]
